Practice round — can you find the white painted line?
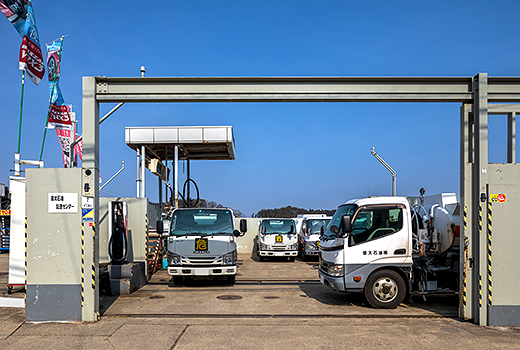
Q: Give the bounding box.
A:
[0,297,25,308]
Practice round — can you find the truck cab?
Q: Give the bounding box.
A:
[164,208,247,284]
[298,215,331,259]
[319,197,413,308]
[257,218,298,261]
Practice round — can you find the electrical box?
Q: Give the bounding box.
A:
[82,167,95,197]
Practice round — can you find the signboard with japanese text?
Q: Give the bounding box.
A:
[48,193,78,213]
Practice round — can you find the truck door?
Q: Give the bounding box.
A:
[344,204,410,268]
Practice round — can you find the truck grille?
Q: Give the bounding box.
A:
[182,256,220,265]
[320,261,330,274]
[272,245,286,250]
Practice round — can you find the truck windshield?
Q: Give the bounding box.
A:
[170,209,233,236]
[322,204,357,240]
[261,219,295,234]
[305,219,331,234]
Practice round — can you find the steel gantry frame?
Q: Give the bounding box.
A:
[81,73,520,324]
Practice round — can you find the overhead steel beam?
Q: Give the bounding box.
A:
[93,76,520,103]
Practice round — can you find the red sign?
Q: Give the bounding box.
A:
[20,35,45,85]
[0,210,11,216]
[49,104,71,127]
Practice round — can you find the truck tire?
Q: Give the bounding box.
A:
[173,276,183,286]
[364,270,406,309]
[259,255,265,262]
[227,275,236,284]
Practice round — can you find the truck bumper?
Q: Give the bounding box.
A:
[168,265,237,277]
[259,250,298,257]
[303,248,319,256]
[319,271,347,292]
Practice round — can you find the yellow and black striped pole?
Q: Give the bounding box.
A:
[479,273,482,308]
[145,214,148,273]
[487,202,492,306]
[81,223,85,307]
[478,202,483,308]
[91,223,96,291]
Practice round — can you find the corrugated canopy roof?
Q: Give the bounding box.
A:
[125,126,235,161]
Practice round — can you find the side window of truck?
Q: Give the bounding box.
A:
[350,207,403,246]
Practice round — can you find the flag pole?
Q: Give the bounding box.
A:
[14,70,26,176]
[17,70,26,154]
[38,36,64,166]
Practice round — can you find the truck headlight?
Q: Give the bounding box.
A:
[288,243,299,250]
[327,265,344,277]
[223,251,236,265]
[305,241,317,250]
[259,243,269,250]
[168,252,181,266]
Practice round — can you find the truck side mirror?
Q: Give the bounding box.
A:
[156,220,164,235]
[289,225,294,234]
[233,229,241,237]
[240,219,247,234]
[320,226,325,235]
[341,215,352,233]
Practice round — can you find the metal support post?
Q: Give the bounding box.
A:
[507,112,516,163]
[174,145,178,208]
[140,145,146,198]
[136,148,140,197]
[81,76,100,321]
[472,73,489,325]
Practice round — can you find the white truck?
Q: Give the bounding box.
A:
[319,192,460,308]
[256,218,299,261]
[297,214,332,259]
[161,208,247,285]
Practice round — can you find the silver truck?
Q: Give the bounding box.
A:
[297,215,331,259]
[256,218,299,261]
[162,208,247,285]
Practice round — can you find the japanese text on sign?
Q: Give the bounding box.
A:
[48,193,78,213]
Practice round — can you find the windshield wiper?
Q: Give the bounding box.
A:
[173,232,207,236]
[211,232,232,236]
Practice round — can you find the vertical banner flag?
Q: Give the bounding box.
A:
[46,38,74,167]
[0,0,45,84]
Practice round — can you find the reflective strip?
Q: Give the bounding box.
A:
[92,223,96,290]
[487,202,492,305]
[81,223,85,307]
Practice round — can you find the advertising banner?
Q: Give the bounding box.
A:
[0,0,45,84]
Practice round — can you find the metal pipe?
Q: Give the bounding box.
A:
[99,102,124,125]
[136,148,140,197]
[140,145,146,198]
[371,147,397,196]
[100,161,125,190]
[187,159,190,206]
[174,145,178,208]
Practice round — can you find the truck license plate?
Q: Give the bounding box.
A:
[275,235,283,243]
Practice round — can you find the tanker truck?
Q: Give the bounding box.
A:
[256,218,299,261]
[160,208,247,285]
[319,191,460,308]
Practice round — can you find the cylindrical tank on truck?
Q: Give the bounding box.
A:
[319,191,460,308]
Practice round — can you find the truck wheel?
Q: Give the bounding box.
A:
[289,256,295,262]
[259,255,265,262]
[227,275,236,284]
[173,277,183,286]
[364,270,406,309]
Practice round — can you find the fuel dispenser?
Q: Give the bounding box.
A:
[108,201,127,264]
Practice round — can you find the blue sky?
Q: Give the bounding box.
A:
[1,1,519,216]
